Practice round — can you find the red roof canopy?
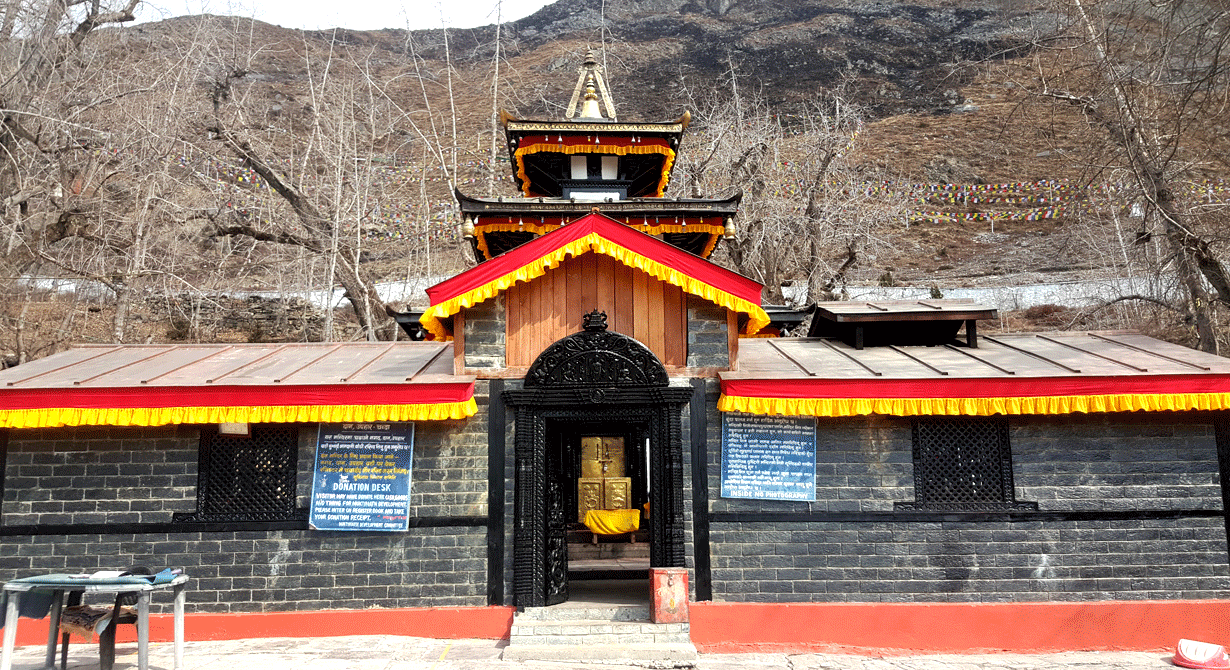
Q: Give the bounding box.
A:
[422,211,768,339]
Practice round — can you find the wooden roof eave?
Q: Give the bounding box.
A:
[499,111,691,192]
[455,188,742,218]
[500,112,690,140]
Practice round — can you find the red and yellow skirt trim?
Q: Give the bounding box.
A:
[718,375,1230,417]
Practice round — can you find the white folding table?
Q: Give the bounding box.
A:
[1,573,188,670]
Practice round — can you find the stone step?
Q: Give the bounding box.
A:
[516,604,652,622]
[501,642,698,667]
[510,619,691,645]
[568,541,651,560]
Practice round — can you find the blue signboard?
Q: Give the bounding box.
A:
[310,422,414,531]
[721,413,816,501]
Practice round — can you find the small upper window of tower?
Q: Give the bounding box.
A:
[601,156,618,180]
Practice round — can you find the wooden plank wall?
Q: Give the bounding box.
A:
[506,253,687,367]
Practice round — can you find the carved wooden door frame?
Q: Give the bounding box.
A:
[502,311,692,608]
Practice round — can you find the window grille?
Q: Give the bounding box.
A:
[895,417,1036,511]
[174,425,306,522]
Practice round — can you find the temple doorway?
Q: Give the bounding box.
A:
[503,312,691,608]
[553,424,650,594]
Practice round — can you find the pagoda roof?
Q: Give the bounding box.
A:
[498,111,692,199]
[455,190,741,217]
[455,190,741,260]
[501,113,690,138]
[421,211,769,341]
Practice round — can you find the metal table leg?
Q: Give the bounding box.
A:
[173,584,185,670]
[99,595,122,670]
[44,590,63,669]
[1,592,20,670]
[137,592,150,670]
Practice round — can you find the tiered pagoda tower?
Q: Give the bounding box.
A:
[456,50,740,261]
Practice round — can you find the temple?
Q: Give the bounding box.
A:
[2,52,1230,658]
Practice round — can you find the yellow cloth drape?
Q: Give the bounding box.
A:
[474,222,724,261]
[583,508,642,535]
[420,233,770,340]
[0,399,479,429]
[717,392,1230,418]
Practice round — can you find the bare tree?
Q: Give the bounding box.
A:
[1030,0,1230,351]
[676,76,907,306]
[198,30,440,341]
[0,0,193,357]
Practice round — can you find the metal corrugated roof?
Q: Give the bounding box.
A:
[0,342,465,389]
[727,332,1230,381]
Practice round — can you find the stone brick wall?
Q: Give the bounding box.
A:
[711,416,914,514]
[464,298,505,369]
[686,299,730,369]
[407,391,490,518]
[707,412,1230,602]
[1,426,198,525]
[0,528,486,612]
[708,518,1229,602]
[0,385,494,611]
[1014,414,1223,510]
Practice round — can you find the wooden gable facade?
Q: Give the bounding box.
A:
[504,252,689,368]
[421,212,769,377]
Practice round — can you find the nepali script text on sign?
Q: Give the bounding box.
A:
[310,422,414,531]
[721,413,816,501]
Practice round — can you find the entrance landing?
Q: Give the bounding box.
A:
[502,579,697,667]
[552,579,650,608]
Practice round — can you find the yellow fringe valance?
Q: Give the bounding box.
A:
[594,237,768,335]
[0,399,478,429]
[717,392,1230,417]
[514,143,676,197]
[419,234,769,340]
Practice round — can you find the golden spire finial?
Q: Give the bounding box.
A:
[565,49,617,121]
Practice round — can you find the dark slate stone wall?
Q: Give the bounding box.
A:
[686,298,730,369]
[706,413,1230,602]
[464,297,505,369]
[0,383,493,612]
[1,528,486,612]
[1014,414,1223,510]
[1,426,197,525]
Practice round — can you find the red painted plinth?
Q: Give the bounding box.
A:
[9,606,515,648]
[651,567,689,624]
[689,600,1230,654]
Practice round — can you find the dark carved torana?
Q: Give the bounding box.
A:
[525,315,669,389]
[504,313,691,607]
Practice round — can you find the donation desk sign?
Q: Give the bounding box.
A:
[310,422,414,531]
[721,413,816,501]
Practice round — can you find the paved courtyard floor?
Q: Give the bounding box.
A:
[1,635,1182,670]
